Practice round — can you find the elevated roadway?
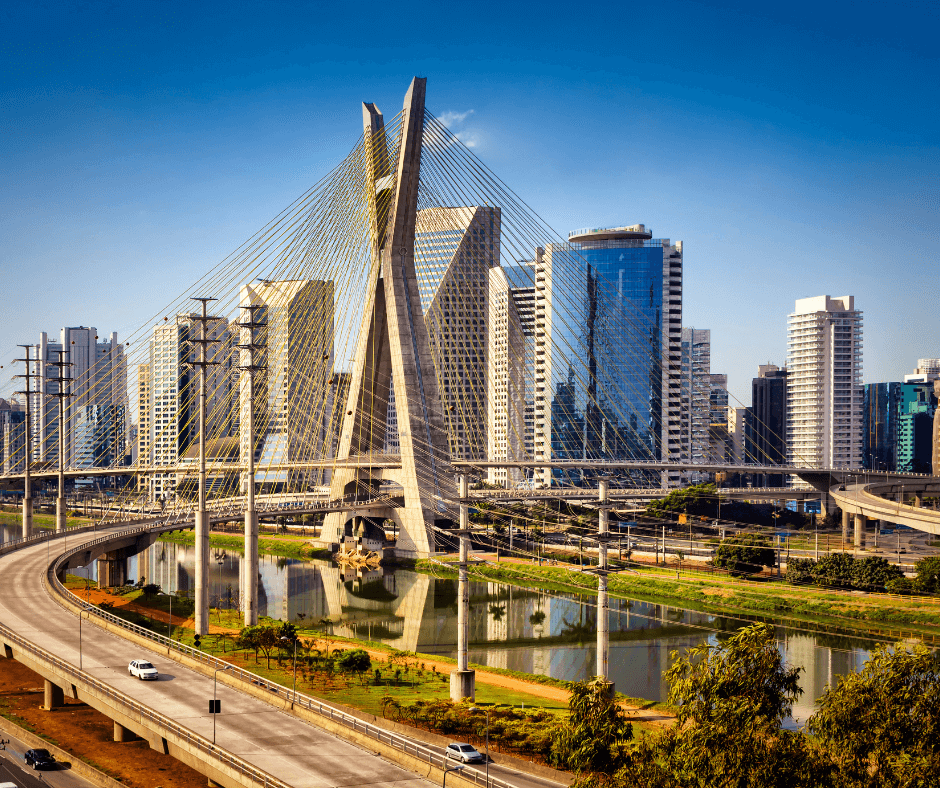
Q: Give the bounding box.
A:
[831,480,940,537]
[0,523,564,788]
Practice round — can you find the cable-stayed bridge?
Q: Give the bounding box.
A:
[1,79,939,788]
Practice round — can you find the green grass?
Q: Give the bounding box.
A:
[157,530,334,560]
[0,511,92,530]
[421,558,940,644]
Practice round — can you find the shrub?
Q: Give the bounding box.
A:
[786,558,817,584]
[713,534,775,576]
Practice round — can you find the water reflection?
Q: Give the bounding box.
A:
[66,539,873,721]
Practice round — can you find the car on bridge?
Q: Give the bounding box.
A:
[128,659,159,680]
[445,742,484,763]
[24,747,55,769]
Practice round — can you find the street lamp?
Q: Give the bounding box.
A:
[78,603,92,671]
[469,706,490,787]
[443,764,465,788]
[212,664,233,744]
[280,635,298,708]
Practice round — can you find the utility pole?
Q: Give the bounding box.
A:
[13,345,35,538]
[450,474,475,701]
[236,304,265,626]
[190,297,221,637]
[596,478,611,688]
[49,350,73,533]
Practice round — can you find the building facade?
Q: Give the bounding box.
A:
[528,224,682,487]
[239,279,335,490]
[786,296,863,472]
[680,328,711,479]
[751,364,788,485]
[33,328,128,470]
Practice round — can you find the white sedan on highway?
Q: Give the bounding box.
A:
[128,659,159,680]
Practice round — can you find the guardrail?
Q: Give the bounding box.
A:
[43,521,513,788]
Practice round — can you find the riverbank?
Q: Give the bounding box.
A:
[420,556,940,645]
[157,528,335,560]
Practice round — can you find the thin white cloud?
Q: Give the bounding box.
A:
[456,131,480,149]
[438,109,474,127]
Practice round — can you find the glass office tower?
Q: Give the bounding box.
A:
[533,225,682,486]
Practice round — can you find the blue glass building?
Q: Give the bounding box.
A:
[533,225,682,485]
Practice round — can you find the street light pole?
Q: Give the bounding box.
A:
[470,706,490,787]
[280,636,297,708]
[213,664,233,744]
[13,345,35,539]
[50,349,72,534]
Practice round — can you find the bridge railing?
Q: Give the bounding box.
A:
[45,522,514,788]
[0,614,292,787]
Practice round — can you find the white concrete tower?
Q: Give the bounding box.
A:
[786,295,863,471]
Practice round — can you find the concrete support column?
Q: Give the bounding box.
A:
[841,509,850,546]
[796,500,805,514]
[915,493,923,508]
[854,514,865,549]
[113,722,137,742]
[450,474,474,702]
[43,680,64,710]
[597,479,610,686]
[243,509,258,626]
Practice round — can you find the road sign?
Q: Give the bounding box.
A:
[210,699,221,714]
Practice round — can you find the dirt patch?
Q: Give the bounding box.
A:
[0,657,206,788]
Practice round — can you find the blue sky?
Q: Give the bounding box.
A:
[1,0,936,404]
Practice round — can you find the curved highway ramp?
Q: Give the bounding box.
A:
[0,523,515,788]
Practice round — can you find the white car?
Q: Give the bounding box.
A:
[128,660,159,680]
[445,743,484,763]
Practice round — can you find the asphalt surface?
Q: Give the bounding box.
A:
[0,731,97,788]
[0,528,435,788]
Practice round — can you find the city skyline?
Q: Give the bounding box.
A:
[1,1,936,407]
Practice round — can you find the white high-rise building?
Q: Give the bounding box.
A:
[35,328,128,469]
[148,314,233,500]
[786,295,863,470]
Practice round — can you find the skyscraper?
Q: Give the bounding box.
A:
[751,364,788,485]
[34,328,128,469]
[413,206,500,462]
[680,328,711,479]
[530,224,682,486]
[786,295,863,471]
[239,279,335,489]
[147,313,233,500]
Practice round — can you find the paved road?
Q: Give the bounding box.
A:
[0,528,435,788]
[0,731,97,788]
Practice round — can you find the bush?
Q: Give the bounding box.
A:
[885,577,914,595]
[786,558,817,584]
[713,534,775,576]
[914,556,940,593]
[813,553,856,588]
[851,557,904,591]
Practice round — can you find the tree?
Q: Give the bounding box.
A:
[813,553,857,588]
[914,555,940,593]
[786,557,817,584]
[713,534,775,576]
[552,677,632,787]
[808,642,940,786]
[236,626,262,663]
[337,648,372,684]
[140,583,161,598]
[622,623,831,788]
[850,556,904,591]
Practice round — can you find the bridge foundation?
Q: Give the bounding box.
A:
[43,679,64,710]
[113,721,139,742]
[96,553,127,588]
[854,514,865,549]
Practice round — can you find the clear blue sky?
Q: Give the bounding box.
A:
[1,0,936,405]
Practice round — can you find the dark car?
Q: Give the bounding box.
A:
[25,748,55,769]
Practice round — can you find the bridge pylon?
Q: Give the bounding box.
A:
[323,78,456,558]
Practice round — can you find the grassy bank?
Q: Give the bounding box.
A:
[420,558,940,644]
[157,529,334,561]
[0,511,92,530]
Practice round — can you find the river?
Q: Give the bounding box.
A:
[2,522,876,724]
